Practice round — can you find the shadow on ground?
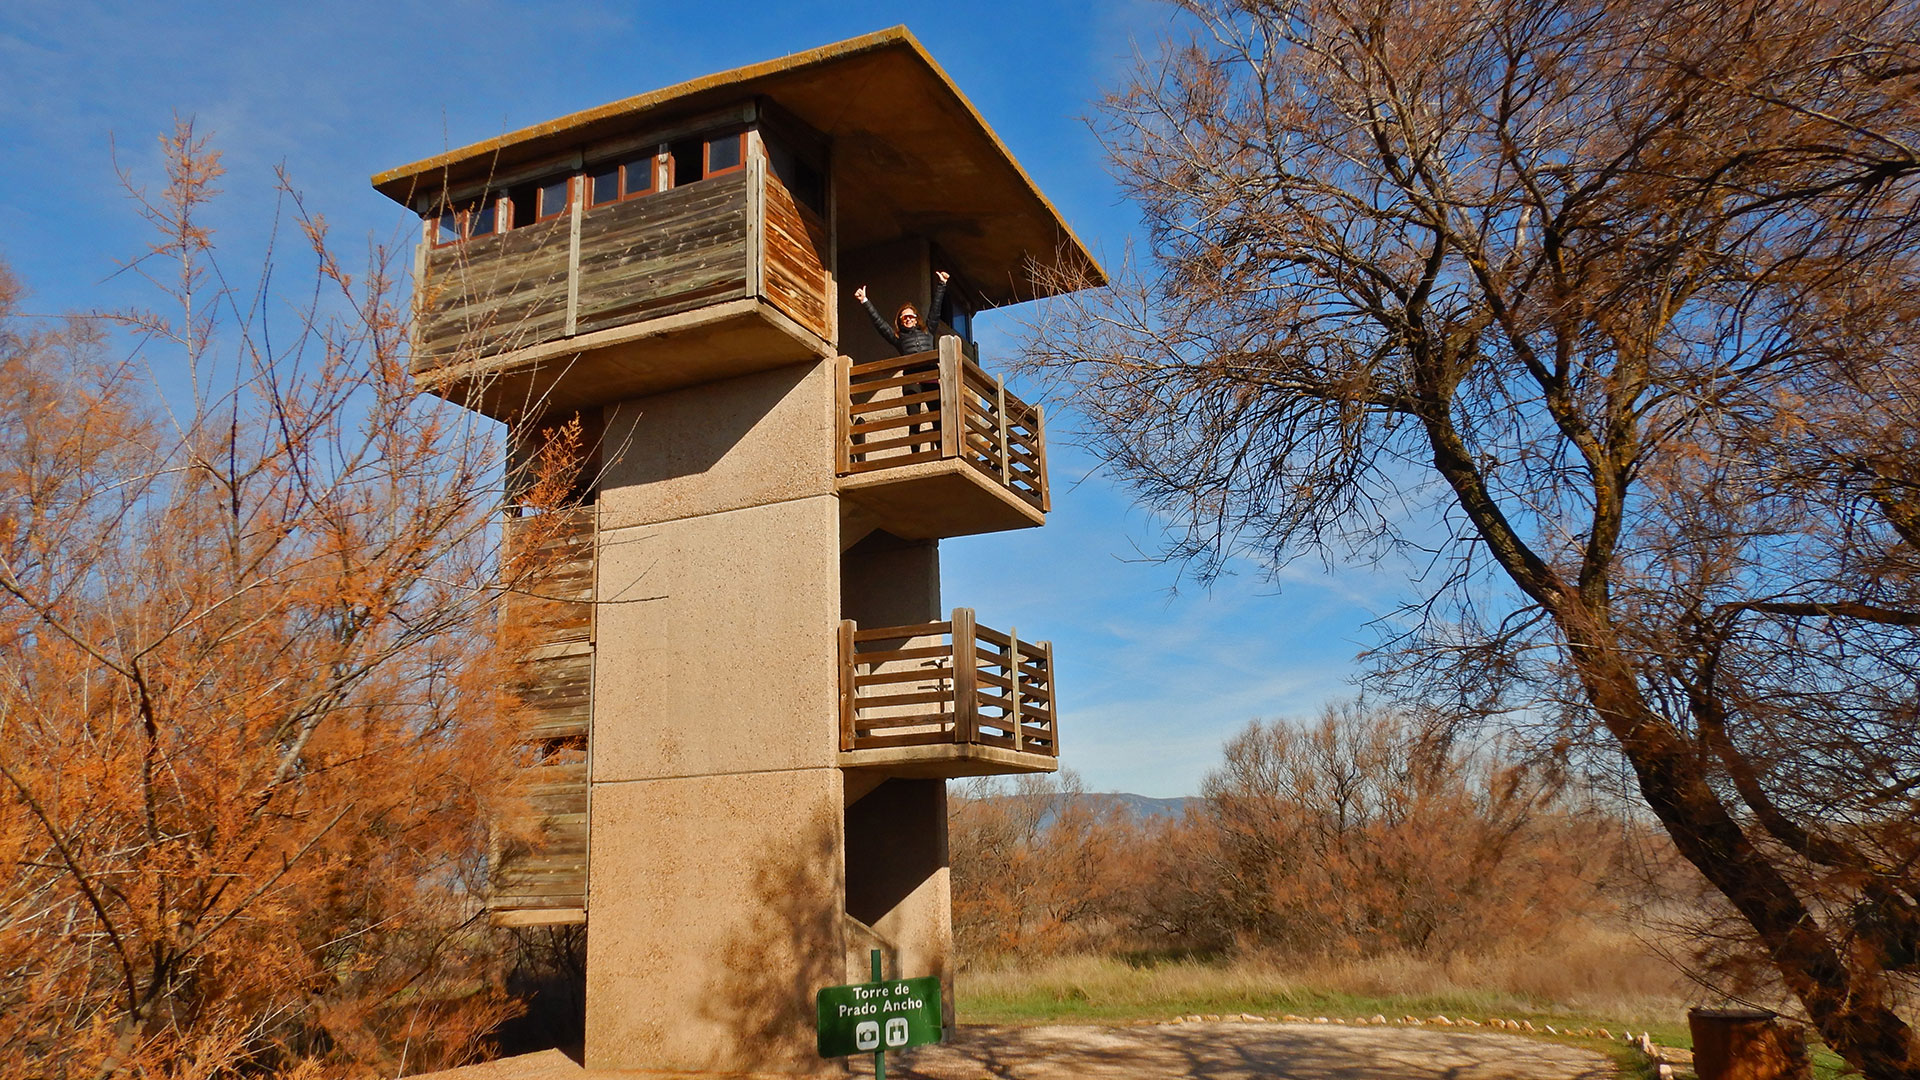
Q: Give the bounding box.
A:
[423,1020,1616,1079]
[867,1022,1615,1080]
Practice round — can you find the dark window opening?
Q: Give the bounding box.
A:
[588,165,619,207]
[705,133,744,175]
[767,140,825,216]
[669,138,702,187]
[469,201,496,237]
[509,177,573,228]
[434,211,460,246]
[508,184,538,229]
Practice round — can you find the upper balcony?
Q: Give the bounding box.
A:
[407,123,833,421]
[837,608,1058,779]
[836,336,1049,540]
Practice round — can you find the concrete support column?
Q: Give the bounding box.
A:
[584,361,847,1073]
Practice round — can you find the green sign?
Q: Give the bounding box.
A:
[815,974,942,1058]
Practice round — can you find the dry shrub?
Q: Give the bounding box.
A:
[0,123,525,1077]
[950,771,1132,958]
[954,701,1637,978]
[1124,702,1626,962]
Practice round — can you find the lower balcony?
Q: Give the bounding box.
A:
[836,336,1050,540]
[837,608,1059,778]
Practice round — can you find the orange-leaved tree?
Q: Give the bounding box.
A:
[0,122,547,1076]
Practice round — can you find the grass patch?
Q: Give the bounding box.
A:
[957,950,1689,1032]
[957,952,1870,1079]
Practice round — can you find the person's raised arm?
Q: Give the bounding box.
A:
[929,271,950,333]
[854,285,899,351]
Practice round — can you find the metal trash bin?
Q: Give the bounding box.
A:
[1688,1007,1811,1080]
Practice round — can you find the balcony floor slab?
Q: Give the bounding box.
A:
[839,743,1059,779]
[837,458,1045,540]
[414,298,831,420]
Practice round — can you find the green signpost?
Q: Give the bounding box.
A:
[816,950,942,1078]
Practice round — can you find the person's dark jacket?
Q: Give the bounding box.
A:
[860,275,948,355]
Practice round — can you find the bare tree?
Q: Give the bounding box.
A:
[1026,0,1920,1074]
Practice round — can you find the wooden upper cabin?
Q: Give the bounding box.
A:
[370,26,1103,422]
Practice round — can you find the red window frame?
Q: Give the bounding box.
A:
[586,163,620,208]
[704,132,746,178]
[429,197,501,247]
[537,176,573,221]
[619,154,656,200]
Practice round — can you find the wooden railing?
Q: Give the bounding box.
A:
[838,608,1058,757]
[836,336,1050,512]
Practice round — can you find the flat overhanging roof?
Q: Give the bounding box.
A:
[371,26,1105,309]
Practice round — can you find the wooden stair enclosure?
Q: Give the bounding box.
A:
[491,506,596,924]
[838,608,1058,778]
[836,336,1050,540]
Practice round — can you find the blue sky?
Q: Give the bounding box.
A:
[0,1,1413,797]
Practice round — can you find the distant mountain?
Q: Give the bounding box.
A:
[956,789,1196,828]
[1083,792,1196,822]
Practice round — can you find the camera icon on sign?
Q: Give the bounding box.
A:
[885,1017,909,1047]
[854,1021,880,1051]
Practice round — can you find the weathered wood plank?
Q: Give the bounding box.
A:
[573,172,752,337]
[416,216,573,367]
[492,505,595,915]
[761,170,830,338]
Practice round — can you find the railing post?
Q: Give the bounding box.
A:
[993,374,1011,486]
[838,619,857,751]
[1040,640,1055,757]
[1008,629,1023,753]
[938,336,961,462]
[951,607,977,745]
[1033,403,1051,514]
[835,355,852,476]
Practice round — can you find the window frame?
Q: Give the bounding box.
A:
[429,195,504,247]
[467,198,498,239]
[703,131,747,179]
[618,153,658,201]
[537,176,574,222]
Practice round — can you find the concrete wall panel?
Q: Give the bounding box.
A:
[584,768,845,1073]
[598,360,835,530]
[593,494,840,780]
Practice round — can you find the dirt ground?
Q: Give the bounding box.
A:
[426,1021,1617,1080]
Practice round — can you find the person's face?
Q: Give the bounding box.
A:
[898,308,918,328]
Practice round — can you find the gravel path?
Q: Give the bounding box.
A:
[424,1022,1618,1079]
[877,1022,1617,1080]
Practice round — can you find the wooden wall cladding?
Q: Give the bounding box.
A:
[493,507,596,915]
[762,172,831,339]
[411,164,835,385]
[573,170,752,336]
[416,216,571,370]
[408,158,839,407]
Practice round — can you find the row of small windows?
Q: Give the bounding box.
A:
[432,131,749,245]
